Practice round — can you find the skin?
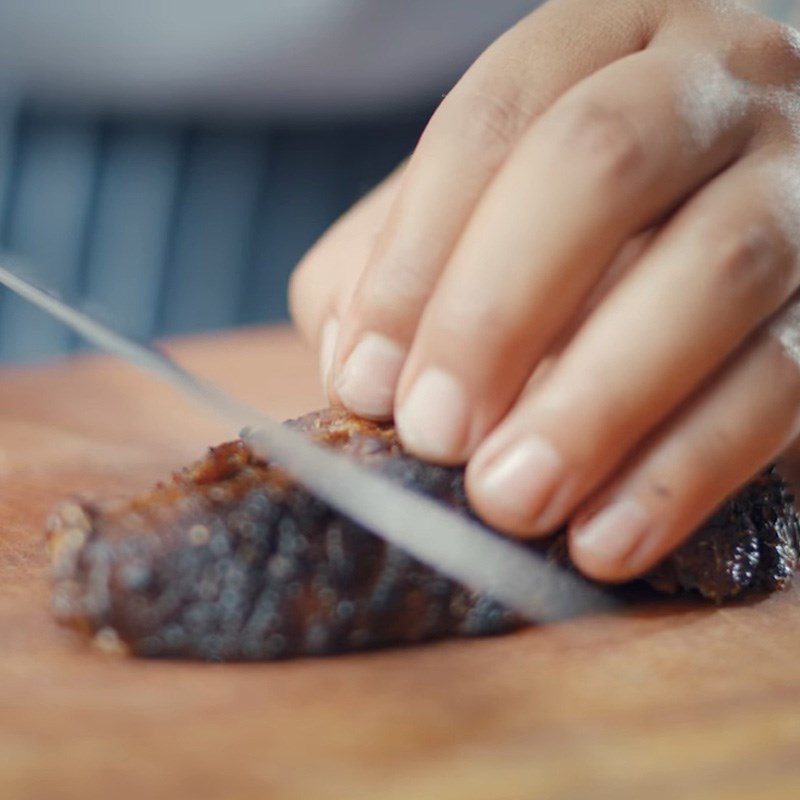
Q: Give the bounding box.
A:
[289,0,800,583]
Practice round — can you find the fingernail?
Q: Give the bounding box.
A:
[396,368,469,462]
[474,437,564,524]
[335,332,405,419]
[572,499,650,569]
[319,317,339,400]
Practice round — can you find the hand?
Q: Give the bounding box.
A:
[290,0,800,583]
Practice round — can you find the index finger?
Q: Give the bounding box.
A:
[330,0,664,418]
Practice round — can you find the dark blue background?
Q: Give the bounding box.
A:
[0,105,431,362]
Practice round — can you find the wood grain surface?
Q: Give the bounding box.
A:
[1,325,799,800]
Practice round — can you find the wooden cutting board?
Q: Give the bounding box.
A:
[1,325,799,800]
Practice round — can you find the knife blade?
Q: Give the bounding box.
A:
[0,262,617,622]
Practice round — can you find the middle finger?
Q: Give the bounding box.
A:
[468,150,800,536]
[395,46,754,464]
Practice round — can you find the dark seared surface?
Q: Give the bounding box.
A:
[47,408,800,661]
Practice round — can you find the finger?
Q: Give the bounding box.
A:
[467,150,800,534]
[331,0,661,418]
[288,164,404,395]
[566,329,800,582]
[397,46,755,463]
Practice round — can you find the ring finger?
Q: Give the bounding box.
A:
[467,150,800,535]
[568,328,800,582]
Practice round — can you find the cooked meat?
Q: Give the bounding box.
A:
[46,408,800,661]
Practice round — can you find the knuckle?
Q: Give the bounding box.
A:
[433,288,535,357]
[553,98,646,184]
[753,21,800,71]
[703,220,789,307]
[347,267,427,342]
[728,18,800,85]
[438,84,534,159]
[424,309,498,361]
[360,256,431,315]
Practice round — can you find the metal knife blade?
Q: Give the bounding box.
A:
[0,263,617,622]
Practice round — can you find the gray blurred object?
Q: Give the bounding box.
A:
[0,1,535,118]
[0,1,789,116]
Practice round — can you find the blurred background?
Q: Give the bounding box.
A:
[0,0,795,363]
[0,0,533,363]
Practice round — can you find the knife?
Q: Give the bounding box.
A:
[0,263,617,622]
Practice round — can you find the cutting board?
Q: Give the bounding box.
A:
[1,325,799,800]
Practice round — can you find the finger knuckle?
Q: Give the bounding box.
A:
[429,303,501,353]
[703,220,789,307]
[722,16,800,87]
[346,263,431,342]
[753,20,800,71]
[440,84,534,159]
[553,98,646,185]
[362,252,434,312]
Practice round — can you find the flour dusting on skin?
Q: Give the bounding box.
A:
[771,299,800,366]
[677,54,750,151]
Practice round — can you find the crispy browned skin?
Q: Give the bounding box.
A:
[47,408,800,661]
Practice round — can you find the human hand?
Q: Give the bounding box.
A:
[290,0,800,582]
